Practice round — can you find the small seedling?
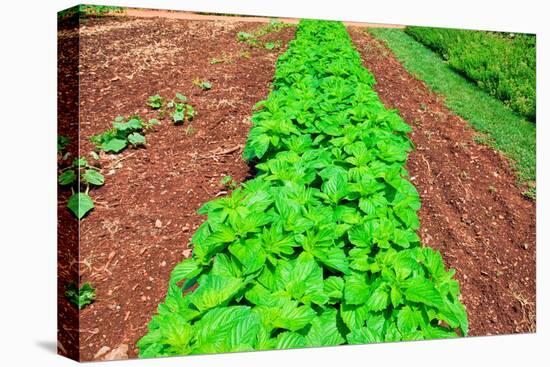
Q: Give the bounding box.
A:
[65,282,96,309]
[200,81,212,90]
[239,50,251,59]
[58,135,70,154]
[91,115,147,153]
[237,31,254,42]
[164,93,195,125]
[148,94,164,109]
[57,135,71,160]
[264,40,282,51]
[522,187,536,200]
[237,20,292,48]
[210,53,232,64]
[220,175,238,190]
[145,118,160,129]
[90,151,100,161]
[193,79,212,91]
[59,157,105,219]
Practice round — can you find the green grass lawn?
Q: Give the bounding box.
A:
[368,28,536,197]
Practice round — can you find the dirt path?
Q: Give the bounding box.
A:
[115,7,404,29]
[58,15,295,361]
[348,27,536,336]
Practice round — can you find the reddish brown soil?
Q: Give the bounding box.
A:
[57,15,81,361]
[348,27,536,337]
[58,15,295,361]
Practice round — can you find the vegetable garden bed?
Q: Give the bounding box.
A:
[138,20,468,357]
[58,14,296,360]
[58,11,535,362]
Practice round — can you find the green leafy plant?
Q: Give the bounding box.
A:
[59,157,105,219]
[165,93,195,125]
[237,20,293,48]
[148,94,164,109]
[148,93,196,125]
[138,20,468,358]
[264,41,282,50]
[210,52,232,64]
[65,282,96,309]
[193,79,212,91]
[57,135,71,160]
[237,31,254,42]
[91,115,148,153]
[220,175,238,190]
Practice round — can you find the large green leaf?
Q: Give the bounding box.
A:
[101,138,127,153]
[170,258,202,284]
[346,325,383,344]
[324,276,344,301]
[312,246,350,275]
[82,169,105,186]
[344,272,370,305]
[276,252,327,305]
[67,192,94,219]
[275,332,306,349]
[365,282,390,311]
[58,170,76,185]
[305,309,345,347]
[396,306,421,334]
[348,222,375,249]
[403,277,444,309]
[228,239,267,275]
[128,132,146,146]
[113,118,142,131]
[274,301,317,331]
[193,306,260,353]
[189,275,243,312]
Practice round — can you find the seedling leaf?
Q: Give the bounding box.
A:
[128,132,146,146]
[67,192,95,219]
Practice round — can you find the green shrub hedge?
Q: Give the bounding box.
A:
[405,26,536,121]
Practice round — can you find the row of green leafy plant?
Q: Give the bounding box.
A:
[58,93,195,220]
[58,92,196,311]
[405,26,536,121]
[137,19,468,358]
[91,93,194,153]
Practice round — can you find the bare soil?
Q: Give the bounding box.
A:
[58,14,295,361]
[348,27,536,337]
